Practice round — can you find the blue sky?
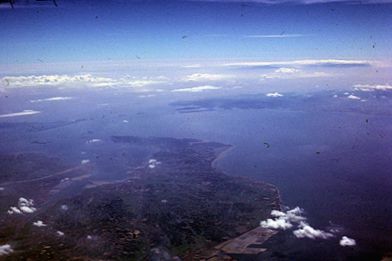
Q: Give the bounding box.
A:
[1,0,392,64]
[0,0,391,93]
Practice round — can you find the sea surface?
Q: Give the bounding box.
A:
[1,88,391,260]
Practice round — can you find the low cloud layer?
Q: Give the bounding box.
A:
[184,73,232,82]
[171,85,222,93]
[0,110,41,118]
[261,67,330,80]
[30,96,73,103]
[354,83,392,91]
[1,74,166,89]
[266,92,283,97]
[224,59,372,69]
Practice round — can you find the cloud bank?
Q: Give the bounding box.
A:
[1,74,166,89]
[184,73,232,82]
[171,85,222,93]
[0,110,41,118]
[30,96,74,103]
[354,83,392,91]
[224,59,372,69]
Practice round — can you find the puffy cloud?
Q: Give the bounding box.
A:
[171,85,222,93]
[0,110,41,118]
[293,222,333,239]
[266,92,283,97]
[260,207,337,241]
[7,198,37,214]
[0,244,13,256]
[184,73,232,82]
[354,83,392,91]
[339,236,356,247]
[347,94,361,100]
[148,159,161,169]
[81,159,90,164]
[1,74,167,89]
[260,218,293,230]
[33,220,47,227]
[260,207,305,230]
[30,96,73,103]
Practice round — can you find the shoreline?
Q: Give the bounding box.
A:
[211,142,283,211]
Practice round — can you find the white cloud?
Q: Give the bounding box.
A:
[81,159,90,164]
[260,207,305,230]
[182,64,202,68]
[33,220,47,227]
[148,159,161,169]
[260,207,340,241]
[347,94,361,100]
[57,231,65,236]
[87,139,102,144]
[293,222,333,239]
[224,59,371,68]
[260,218,293,230]
[275,67,300,73]
[0,244,13,256]
[171,85,222,93]
[7,197,36,214]
[261,70,330,80]
[354,83,392,91]
[184,73,233,82]
[339,236,356,247]
[266,92,283,97]
[0,110,41,118]
[1,74,167,89]
[30,96,73,103]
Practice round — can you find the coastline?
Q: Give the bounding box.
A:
[211,142,282,211]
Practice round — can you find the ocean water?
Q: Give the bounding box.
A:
[1,88,391,260]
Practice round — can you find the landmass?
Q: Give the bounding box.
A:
[0,136,280,260]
